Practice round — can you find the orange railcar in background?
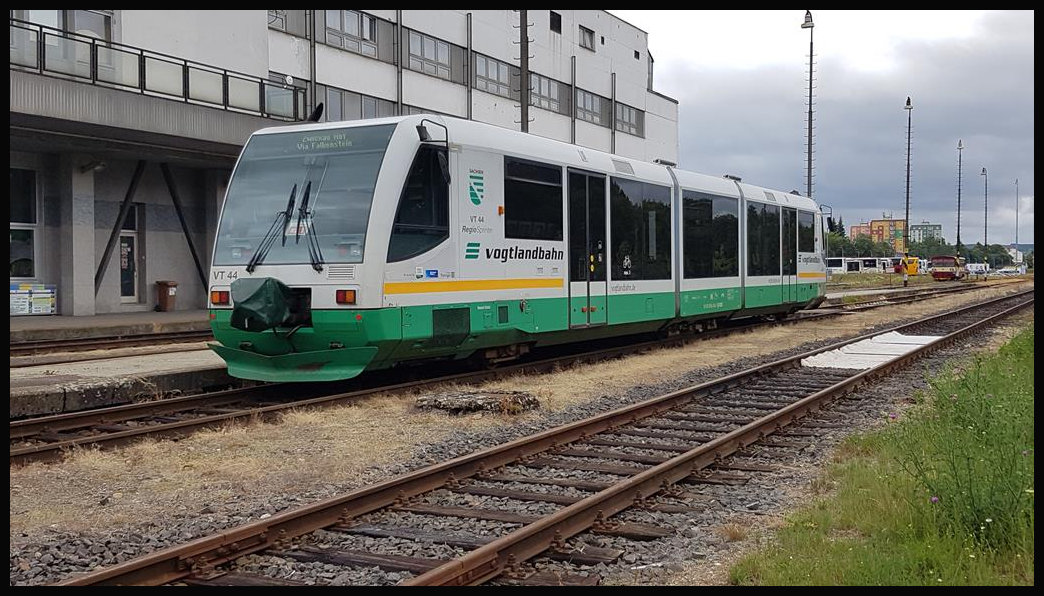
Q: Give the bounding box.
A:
[930,255,966,281]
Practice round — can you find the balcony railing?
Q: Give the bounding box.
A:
[10,18,306,121]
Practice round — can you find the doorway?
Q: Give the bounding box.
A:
[568,169,607,327]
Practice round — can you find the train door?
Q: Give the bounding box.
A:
[568,169,607,327]
[781,207,797,304]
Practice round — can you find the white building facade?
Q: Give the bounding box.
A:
[9,10,679,316]
[909,221,943,243]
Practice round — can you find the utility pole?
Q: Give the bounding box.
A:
[519,9,529,133]
[801,11,815,199]
[956,139,963,256]
[903,97,913,253]
[981,167,988,248]
[1014,178,1019,248]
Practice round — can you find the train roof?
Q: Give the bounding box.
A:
[252,114,819,212]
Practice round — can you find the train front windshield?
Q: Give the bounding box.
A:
[213,124,396,267]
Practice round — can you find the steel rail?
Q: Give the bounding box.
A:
[15,284,1028,463]
[406,292,1034,585]
[9,292,841,463]
[10,330,213,357]
[55,290,1031,586]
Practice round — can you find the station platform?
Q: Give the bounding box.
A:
[10,309,211,343]
[4,284,956,419]
[10,348,240,418]
[9,309,244,418]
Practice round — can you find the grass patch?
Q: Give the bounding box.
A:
[828,272,933,290]
[717,522,749,543]
[728,325,1035,586]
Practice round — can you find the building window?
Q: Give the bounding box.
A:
[530,73,568,115]
[576,89,607,126]
[268,10,307,37]
[68,9,111,39]
[10,168,38,278]
[388,146,450,262]
[265,72,307,120]
[15,9,112,40]
[325,10,377,57]
[550,11,561,34]
[268,9,287,30]
[610,178,671,281]
[475,54,513,99]
[683,191,738,279]
[321,85,396,122]
[504,157,563,241]
[634,50,640,60]
[615,103,644,137]
[579,25,595,51]
[408,30,451,80]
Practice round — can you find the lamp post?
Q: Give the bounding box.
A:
[955,139,963,257]
[904,97,913,254]
[1014,178,1019,256]
[980,167,988,250]
[801,10,814,200]
[1010,177,1018,267]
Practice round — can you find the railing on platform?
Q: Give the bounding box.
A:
[10,17,306,121]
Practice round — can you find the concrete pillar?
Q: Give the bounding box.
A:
[58,154,97,316]
[203,169,228,282]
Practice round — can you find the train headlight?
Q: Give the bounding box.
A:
[210,290,230,306]
[336,289,357,305]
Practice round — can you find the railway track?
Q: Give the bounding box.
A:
[10,281,1028,465]
[9,330,213,360]
[53,289,1032,586]
[8,280,1004,370]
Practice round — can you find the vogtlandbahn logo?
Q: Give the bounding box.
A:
[464,242,480,259]
[468,171,484,205]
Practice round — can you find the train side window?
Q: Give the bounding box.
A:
[798,211,815,252]
[610,177,671,280]
[504,157,563,241]
[683,190,738,278]
[747,201,780,276]
[782,207,797,275]
[387,145,449,262]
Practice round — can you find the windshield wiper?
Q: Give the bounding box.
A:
[246,184,297,273]
[295,181,325,272]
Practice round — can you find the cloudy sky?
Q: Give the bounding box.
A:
[610,10,1034,246]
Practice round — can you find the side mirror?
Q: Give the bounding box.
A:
[307,102,324,122]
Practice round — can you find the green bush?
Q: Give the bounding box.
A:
[728,325,1034,585]
[891,327,1035,553]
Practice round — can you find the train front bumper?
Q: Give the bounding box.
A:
[209,343,379,382]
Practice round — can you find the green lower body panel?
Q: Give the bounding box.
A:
[209,343,378,382]
[209,280,825,382]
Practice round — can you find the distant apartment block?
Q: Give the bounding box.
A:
[909,221,943,244]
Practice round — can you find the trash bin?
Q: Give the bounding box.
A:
[155,280,178,312]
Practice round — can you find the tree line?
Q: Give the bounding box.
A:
[824,216,1032,268]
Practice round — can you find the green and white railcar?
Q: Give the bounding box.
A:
[207,114,826,382]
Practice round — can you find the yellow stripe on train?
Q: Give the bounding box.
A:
[383,277,564,294]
